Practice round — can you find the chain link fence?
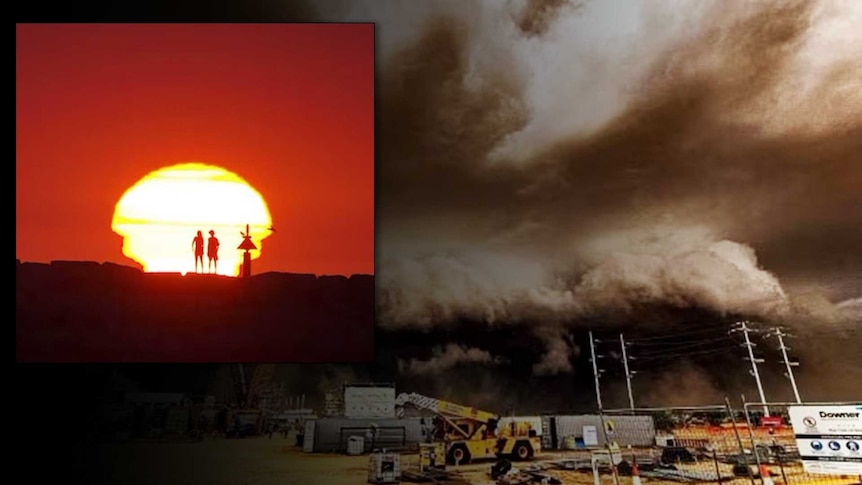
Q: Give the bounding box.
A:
[556,403,862,485]
[592,405,757,485]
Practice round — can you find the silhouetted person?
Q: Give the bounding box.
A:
[192,230,205,273]
[207,230,220,273]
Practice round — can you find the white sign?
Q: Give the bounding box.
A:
[344,386,396,418]
[789,405,862,475]
[583,425,599,446]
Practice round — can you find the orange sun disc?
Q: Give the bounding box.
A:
[112,162,273,276]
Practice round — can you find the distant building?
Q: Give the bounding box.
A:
[324,387,345,417]
[343,383,396,419]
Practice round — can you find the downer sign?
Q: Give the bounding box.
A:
[789,404,862,476]
[819,412,861,419]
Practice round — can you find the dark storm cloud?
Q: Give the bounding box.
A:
[301,0,861,402]
[371,0,860,322]
[374,15,527,232]
[397,343,506,375]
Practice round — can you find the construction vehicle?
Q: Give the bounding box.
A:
[394,392,541,465]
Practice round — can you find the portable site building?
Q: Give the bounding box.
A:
[541,414,656,450]
[302,417,428,453]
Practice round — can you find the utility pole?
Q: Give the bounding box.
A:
[589,331,603,410]
[590,332,620,485]
[772,327,802,403]
[732,321,769,416]
[619,333,635,411]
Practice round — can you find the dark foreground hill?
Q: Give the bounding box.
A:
[16,260,374,362]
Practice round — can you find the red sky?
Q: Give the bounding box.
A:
[16,23,374,276]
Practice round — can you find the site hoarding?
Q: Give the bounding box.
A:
[789,404,862,475]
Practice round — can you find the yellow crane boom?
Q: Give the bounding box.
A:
[394,392,541,465]
[395,392,499,422]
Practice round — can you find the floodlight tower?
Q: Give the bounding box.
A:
[238,224,257,278]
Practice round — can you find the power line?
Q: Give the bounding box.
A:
[629,357,715,372]
[631,345,739,361]
[632,336,736,356]
[629,325,732,342]
[633,334,734,347]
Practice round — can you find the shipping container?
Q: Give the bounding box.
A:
[305,417,426,453]
[497,416,543,437]
[545,414,655,449]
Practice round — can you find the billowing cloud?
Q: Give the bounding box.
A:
[298,0,861,399]
[398,343,506,375]
[379,229,792,331]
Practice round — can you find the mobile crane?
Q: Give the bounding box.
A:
[394,392,541,465]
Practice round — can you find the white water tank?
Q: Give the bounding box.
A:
[368,452,401,484]
[348,436,365,455]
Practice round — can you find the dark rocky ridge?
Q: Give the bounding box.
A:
[16,260,374,362]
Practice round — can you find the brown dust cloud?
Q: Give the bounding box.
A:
[254,0,861,411]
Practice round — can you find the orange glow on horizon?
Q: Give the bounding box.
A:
[112,163,272,276]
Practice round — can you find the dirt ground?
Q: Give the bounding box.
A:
[89,432,371,485]
[81,433,861,485]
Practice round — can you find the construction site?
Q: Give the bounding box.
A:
[91,357,861,485]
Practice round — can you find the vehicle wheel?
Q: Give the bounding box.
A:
[447,445,471,465]
[514,442,533,461]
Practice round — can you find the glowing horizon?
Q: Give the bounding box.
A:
[112,163,273,276]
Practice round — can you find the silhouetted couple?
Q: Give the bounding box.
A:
[192,230,220,273]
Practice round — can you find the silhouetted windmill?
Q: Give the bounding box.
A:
[238,224,257,278]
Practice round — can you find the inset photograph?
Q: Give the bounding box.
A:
[16,23,374,362]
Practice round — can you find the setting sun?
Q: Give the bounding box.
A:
[112,163,273,276]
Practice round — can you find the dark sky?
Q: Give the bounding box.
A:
[358,0,862,319]
[16,23,374,276]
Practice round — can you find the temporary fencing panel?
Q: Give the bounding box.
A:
[575,403,862,485]
[591,406,752,485]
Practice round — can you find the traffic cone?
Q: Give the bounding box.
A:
[760,465,774,485]
[632,460,642,485]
